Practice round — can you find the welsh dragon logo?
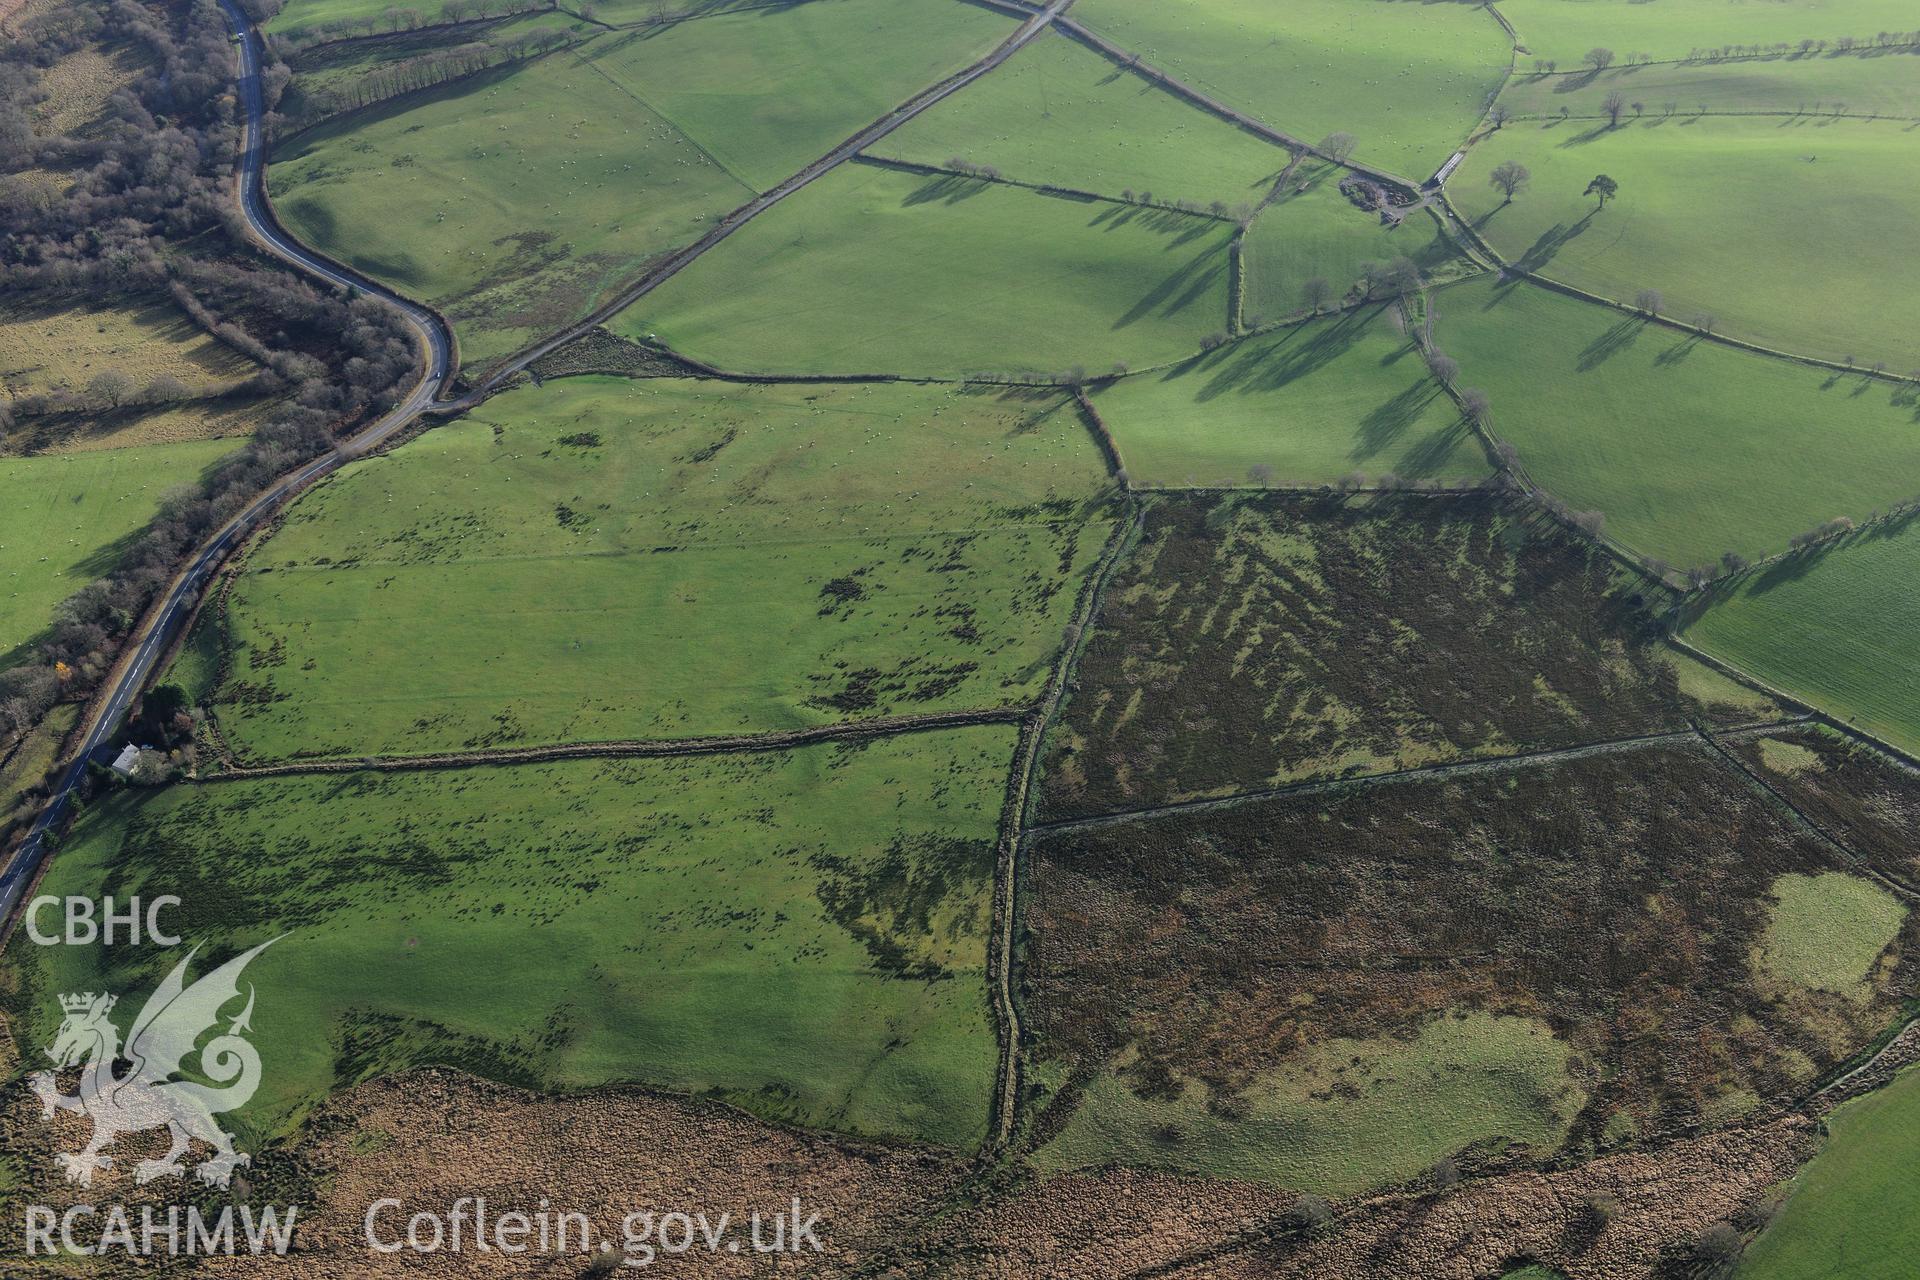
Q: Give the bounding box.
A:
[30,940,275,1189]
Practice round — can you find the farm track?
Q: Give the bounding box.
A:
[1027,717,1812,838]
[465,0,1080,399]
[0,0,1078,933]
[0,0,457,930]
[976,0,1428,194]
[197,707,1027,780]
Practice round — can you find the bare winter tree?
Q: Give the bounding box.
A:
[1318,131,1358,164]
[1585,46,1616,71]
[1302,275,1336,314]
[1489,160,1531,203]
[1603,90,1628,125]
[1634,288,1663,315]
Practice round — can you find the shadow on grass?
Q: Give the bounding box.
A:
[903,174,991,207]
[1112,241,1228,330]
[1576,315,1645,371]
[1513,210,1597,272]
[1353,381,1446,459]
[1175,305,1378,402]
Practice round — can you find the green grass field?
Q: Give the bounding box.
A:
[1037,1013,1583,1193]
[11,726,1011,1147]
[871,30,1288,209]
[1070,0,1511,180]
[1685,515,1920,756]
[612,161,1236,378]
[269,46,755,372]
[1449,115,1920,368]
[1432,275,1920,567]
[280,10,596,122]
[1495,0,1920,65]
[575,0,1014,191]
[1498,50,1920,121]
[1241,165,1468,323]
[1739,1065,1920,1280]
[0,440,240,661]
[1758,872,1906,995]
[1089,304,1489,488]
[201,376,1112,759]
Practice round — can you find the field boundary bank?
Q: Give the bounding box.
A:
[271,33,599,146]
[985,499,1145,1157]
[462,0,1080,400]
[853,154,1240,224]
[193,707,1028,781]
[1507,41,1920,75]
[1508,107,1920,124]
[1696,723,1920,903]
[1664,636,1920,775]
[973,0,1436,194]
[1433,201,1920,391]
[271,9,557,56]
[1030,718,1811,836]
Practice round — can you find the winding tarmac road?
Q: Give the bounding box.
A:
[0,0,456,928]
[0,0,1077,930]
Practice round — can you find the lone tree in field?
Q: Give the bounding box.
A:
[1318,131,1358,164]
[1488,104,1512,131]
[1585,46,1616,71]
[1634,288,1663,315]
[1489,160,1531,203]
[87,370,134,409]
[1302,275,1336,314]
[1603,90,1628,125]
[1585,173,1620,207]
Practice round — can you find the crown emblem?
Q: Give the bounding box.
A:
[59,992,115,1016]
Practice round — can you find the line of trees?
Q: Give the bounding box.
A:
[276,24,578,131]
[261,0,552,49]
[0,0,420,757]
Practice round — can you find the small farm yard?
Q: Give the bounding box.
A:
[1240,165,1469,323]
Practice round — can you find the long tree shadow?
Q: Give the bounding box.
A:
[1112,241,1227,330]
[1514,211,1596,272]
[1183,305,1377,401]
[1576,315,1646,371]
[902,174,991,207]
[1653,332,1702,366]
[1353,380,1445,458]
[1394,416,1475,475]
